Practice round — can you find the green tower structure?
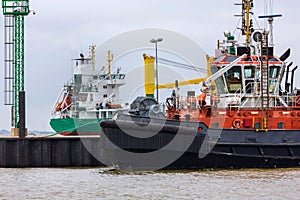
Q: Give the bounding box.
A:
[2,0,30,129]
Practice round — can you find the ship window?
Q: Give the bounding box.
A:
[224,56,238,62]
[244,65,255,78]
[93,75,98,80]
[90,94,93,101]
[78,93,88,101]
[210,65,227,94]
[103,85,107,89]
[99,75,106,80]
[112,85,115,89]
[269,66,280,78]
[74,74,82,84]
[269,57,278,62]
[269,80,276,93]
[211,65,221,74]
[225,65,242,93]
[108,111,113,118]
[215,56,225,62]
[103,94,107,98]
[119,74,125,79]
[215,77,227,94]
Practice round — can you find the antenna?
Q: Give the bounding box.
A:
[258,14,282,46]
[235,0,254,45]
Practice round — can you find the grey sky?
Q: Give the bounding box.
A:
[0,0,299,131]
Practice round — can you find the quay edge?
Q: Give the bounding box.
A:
[0,136,104,168]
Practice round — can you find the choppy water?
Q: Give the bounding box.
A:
[0,167,300,199]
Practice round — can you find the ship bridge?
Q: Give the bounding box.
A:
[210,55,285,107]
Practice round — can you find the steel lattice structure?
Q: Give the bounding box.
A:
[2,0,29,127]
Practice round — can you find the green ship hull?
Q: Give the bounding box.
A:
[50,118,107,135]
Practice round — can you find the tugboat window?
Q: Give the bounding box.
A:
[211,65,227,94]
[215,77,227,94]
[224,56,238,62]
[244,65,255,78]
[215,56,225,62]
[269,80,276,92]
[225,66,242,93]
[269,66,280,78]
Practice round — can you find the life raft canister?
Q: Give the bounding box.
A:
[232,118,243,129]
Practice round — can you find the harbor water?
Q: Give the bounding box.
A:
[0,167,300,199]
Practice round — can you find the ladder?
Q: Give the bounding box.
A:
[4,15,14,106]
[260,31,270,130]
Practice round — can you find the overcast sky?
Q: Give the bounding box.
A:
[0,0,300,131]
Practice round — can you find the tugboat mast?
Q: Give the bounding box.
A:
[243,0,254,45]
[235,0,254,46]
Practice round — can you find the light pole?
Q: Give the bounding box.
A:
[150,38,163,102]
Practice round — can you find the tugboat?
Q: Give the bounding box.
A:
[100,0,300,170]
[50,46,126,135]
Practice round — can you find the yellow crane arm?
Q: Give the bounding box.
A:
[158,78,206,89]
[143,54,215,97]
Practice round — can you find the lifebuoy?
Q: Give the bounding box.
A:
[232,119,243,129]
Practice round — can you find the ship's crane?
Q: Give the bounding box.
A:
[2,0,30,136]
[143,54,215,97]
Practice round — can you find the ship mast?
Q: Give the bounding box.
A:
[90,45,96,71]
[107,50,114,75]
[244,0,254,45]
[235,0,254,46]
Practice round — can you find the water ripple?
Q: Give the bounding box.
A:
[0,168,299,199]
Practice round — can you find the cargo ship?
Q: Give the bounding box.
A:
[99,0,300,170]
[50,46,126,135]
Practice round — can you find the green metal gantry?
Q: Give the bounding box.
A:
[2,0,30,127]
